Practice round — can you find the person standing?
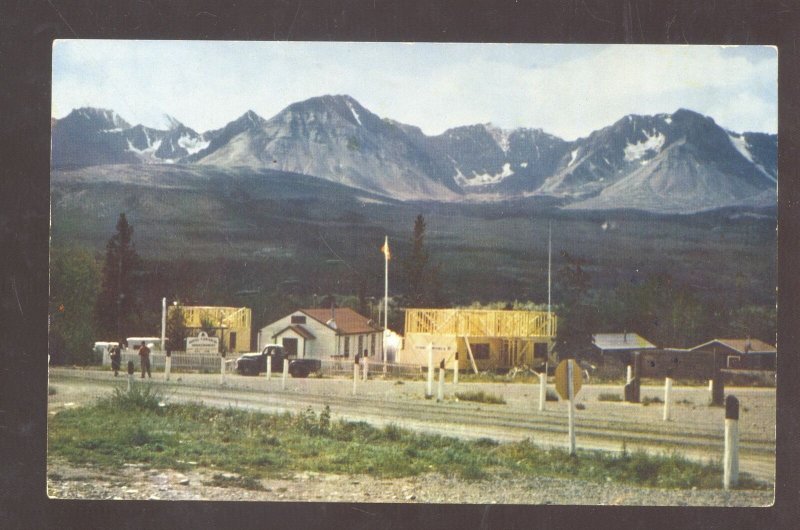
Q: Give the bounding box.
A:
[110,342,122,376]
[138,341,151,378]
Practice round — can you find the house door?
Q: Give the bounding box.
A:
[282,338,298,357]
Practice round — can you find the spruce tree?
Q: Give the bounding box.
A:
[95,213,140,340]
[402,214,446,308]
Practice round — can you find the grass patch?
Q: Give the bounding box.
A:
[48,395,769,491]
[597,393,623,402]
[455,391,506,405]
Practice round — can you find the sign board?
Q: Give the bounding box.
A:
[555,359,582,399]
[186,331,220,354]
[638,350,717,379]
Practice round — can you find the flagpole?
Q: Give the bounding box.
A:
[548,221,552,336]
[383,235,389,365]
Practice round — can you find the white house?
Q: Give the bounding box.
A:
[257,307,384,360]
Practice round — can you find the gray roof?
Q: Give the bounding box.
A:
[592,333,656,351]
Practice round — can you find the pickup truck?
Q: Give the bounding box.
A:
[234,344,321,378]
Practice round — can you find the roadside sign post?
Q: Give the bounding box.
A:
[437,359,445,402]
[555,359,582,455]
[282,358,288,390]
[353,359,359,395]
[724,395,740,489]
[266,355,272,381]
[538,369,546,412]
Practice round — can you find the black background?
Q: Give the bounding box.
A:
[1,1,798,528]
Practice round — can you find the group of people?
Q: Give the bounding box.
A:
[108,341,151,378]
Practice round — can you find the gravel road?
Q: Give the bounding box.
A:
[47,368,776,506]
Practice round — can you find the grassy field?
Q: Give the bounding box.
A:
[47,385,767,491]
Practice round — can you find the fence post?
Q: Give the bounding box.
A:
[164,353,171,381]
[663,377,673,421]
[266,355,272,381]
[126,361,134,392]
[711,352,725,406]
[426,342,434,398]
[220,355,226,385]
[626,365,633,384]
[363,355,369,382]
[724,395,740,489]
[281,358,288,390]
[453,352,459,385]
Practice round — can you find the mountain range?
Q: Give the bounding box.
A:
[51,95,777,214]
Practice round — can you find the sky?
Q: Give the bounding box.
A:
[52,41,777,141]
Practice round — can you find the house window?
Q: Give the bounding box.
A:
[358,335,364,356]
[472,343,490,359]
[291,315,307,324]
[344,336,350,357]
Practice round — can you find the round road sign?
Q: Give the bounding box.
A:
[555,359,582,400]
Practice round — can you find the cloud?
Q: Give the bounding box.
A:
[52,42,777,139]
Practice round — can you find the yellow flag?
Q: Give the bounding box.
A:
[381,237,390,260]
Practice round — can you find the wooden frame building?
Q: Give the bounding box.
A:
[171,306,252,354]
[400,308,557,372]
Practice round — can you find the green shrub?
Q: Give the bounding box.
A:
[455,391,505,405]
[101,383,165,413]
[642,396,664,406]
[598,393,622,402]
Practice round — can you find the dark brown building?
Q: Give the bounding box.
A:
[690,338,776,370]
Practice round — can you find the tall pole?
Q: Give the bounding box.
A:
[161,297,166,353]
[383,235,389,365]
[548,221,552,336]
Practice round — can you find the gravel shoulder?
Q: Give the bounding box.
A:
[47,368,776,506]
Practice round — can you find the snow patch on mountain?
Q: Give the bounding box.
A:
[346,100,362,126]
[455,163,514,186]
[485,124,511,154]
[568,149,579,166]
[127,138,162,156]
[623,131,665,161]
[178,134,210,155]
[728,133,776,184]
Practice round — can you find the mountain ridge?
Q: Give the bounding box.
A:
[51,96,777,213]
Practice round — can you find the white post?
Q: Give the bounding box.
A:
[437,366,445,402]
[709,378,714,395]
[164,355,171,381]
[426,342,434,398]
[538,370,546,412]
[266,355,272,381]
[567,360,576,455]
[220,356,226,385]
[724,396,740,489]
[161,297,166,356]
[663,377,673,421]
[282,358,289,390]
[353,361,359,395]
[362,355,369,382]
[626,365,633,384]
[453,356,459,385]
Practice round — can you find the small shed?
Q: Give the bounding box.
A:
[592,333,657,366]
[258,307,384,360]
[690,338,776,370]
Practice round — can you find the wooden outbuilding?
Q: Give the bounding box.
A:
[400,308,557,372]
[690,338,776,370]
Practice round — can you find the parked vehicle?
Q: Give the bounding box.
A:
[234,344,321,378]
